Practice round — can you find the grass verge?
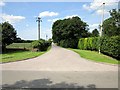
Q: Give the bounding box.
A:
[1,46,52,63]
[70,49,119,64]
[1,50,45,63]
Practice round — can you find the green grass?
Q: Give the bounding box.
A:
[6,43,32,49]
[1,42,52,63]
[70,49,119,64]
[1,50,46,63]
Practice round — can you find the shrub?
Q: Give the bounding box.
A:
[100,36,120,59]
[78,38,84,49]
[78,37,99,50]
[59,39,78,48]
[31,39,51,51]
[78,36,120,59]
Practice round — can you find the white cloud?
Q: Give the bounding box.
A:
[47,18,60,23]
[83,0,118,15]
[0,14,25,24]
[64,14,79,19]
[48,15,79,23]
[96,9,109,15]
[39,11,59,17]
[0,1,5,7]
[83,4,91,11]
[89,23,99,32]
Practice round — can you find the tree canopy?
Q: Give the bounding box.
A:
[91,29,99,37]
[102,9,120,36]
[1,22,17,50]
[52,16,89,48]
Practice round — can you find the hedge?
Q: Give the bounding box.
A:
[78,36,120,59]
[78,37,99,51]
[100,36,120,59]
[59,39,78,48]
[31,39,52,51]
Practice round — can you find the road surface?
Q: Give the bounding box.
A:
[0,44,118,88]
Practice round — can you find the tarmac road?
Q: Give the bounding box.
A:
[0,44,118,88]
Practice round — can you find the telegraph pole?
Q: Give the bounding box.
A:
[36,17,42,40]
[99,3,105,54]
[46,34,48,40]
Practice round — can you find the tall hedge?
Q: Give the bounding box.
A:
[100,36,120,59]
[78,36,120,59]
[78,37,99,51]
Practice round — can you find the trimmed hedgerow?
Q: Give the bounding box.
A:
[78,36,120,59]
[78,37,99,51]
[100,36,120,59]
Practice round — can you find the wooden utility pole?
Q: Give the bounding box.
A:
[36,17,42,40]
[99,3,105,54]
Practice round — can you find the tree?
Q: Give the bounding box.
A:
[1,22,17,51]
[102,9,120,36]
[91,29,99,37]
[52,16,89,48]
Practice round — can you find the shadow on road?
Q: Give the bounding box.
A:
[2,78,96,89]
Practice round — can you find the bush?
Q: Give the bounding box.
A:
[100,36,120,59]
[78,36,120,59]
[78,37,99,50]
[59,39,78,48]
[31,39,51,51]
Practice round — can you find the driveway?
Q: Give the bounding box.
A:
[0,44,118,88]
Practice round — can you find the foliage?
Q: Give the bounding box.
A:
[78,37,99,51]
[31,39,51,51]
[91,29,99,37]
[60,39,78,48]
[78,36,120,59]
[15,38,34,43]
[102,9,120,36]
[52,16,89,48]
[1,22,17,51]
[100,36,120,59]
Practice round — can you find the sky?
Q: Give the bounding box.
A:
[0,0,119,40]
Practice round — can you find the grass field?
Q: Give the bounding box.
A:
[1,43,51,63]
[6,43,32,49]
[70,49,118,64]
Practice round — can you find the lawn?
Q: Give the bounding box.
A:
[70,49,119,64]
[1,50,45,63]
[1,43,51,63]
[6,43,32,49]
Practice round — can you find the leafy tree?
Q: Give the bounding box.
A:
[102,9,120,36]
[1,22,17,51]
[91,29,99,37]
[52,16,89,48]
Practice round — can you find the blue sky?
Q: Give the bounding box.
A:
[0,0,119,40]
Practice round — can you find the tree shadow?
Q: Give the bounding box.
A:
[2,78,96,89]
